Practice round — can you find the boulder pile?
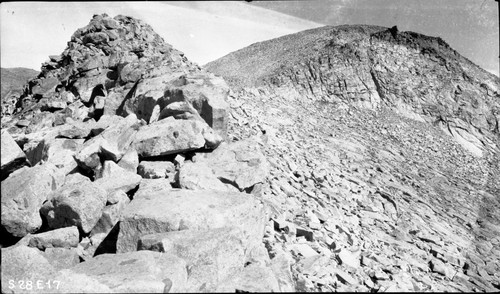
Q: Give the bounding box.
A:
[1,14,283,293]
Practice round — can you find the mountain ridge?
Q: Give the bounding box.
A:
[207,24,500,159]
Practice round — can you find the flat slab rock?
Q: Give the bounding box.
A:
[24,226,80,250]
[196,138,269,191]
[69,251,188,293]
[117,188,266,253]
[139,227,246,292]
[132,116,222,157]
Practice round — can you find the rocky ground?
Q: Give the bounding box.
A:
[207,23,500,292]
[223,86,500,292]
[1,13,500,293]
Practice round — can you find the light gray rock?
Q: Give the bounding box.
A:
[27,226,79,250]
[94,161,142,194]
[41,247,80,270]
[0,130,29,180]
[132,117,222,157]
[159,73,230,139]
[137,160,175,179]
[40,179,107,233]
[270,250,296,292]
[41,138,84,175]
[90,194,130,252]
[215,263,280,292]
[337,248,361,269]
[75,114,141,171]
[106,189,129,205]
[132,178,173,197]
[195,139,269,191]
[70,251,188,293]
[178,160,238,192]
[116,147,139,173]
[1,245,58,293]
[139,227,246,292]
[117,188,265,254]
[1,163,63,237]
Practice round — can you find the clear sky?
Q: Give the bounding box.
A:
[1,1,498,76]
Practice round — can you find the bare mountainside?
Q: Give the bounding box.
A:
[1,67,39,116]
[207,25,500,291]
[1,14,500,292]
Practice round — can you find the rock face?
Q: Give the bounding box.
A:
[207,25,500,158]
[206,24,500,292]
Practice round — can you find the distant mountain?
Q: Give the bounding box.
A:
[1,68,38,97]
[206,25,500,157]
[1,67,39,117]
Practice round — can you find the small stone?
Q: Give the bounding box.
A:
[337,249,360,268]
[335,269,357,285]
[296,225,314,241]
[174,154,185,166]
[309,221,321,230]
[290,243,319,258]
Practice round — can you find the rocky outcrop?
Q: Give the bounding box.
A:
[207,25,500,158]
[1,13,276,293]
[206,25,500,292]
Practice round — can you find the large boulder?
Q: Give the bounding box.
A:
[1,245,58,293]
[138,227,246,292]
[94,160,142,194]
[157,73,230,139]
[26,226,80,250]
[137,160,176,179]
[178,160,238,192]
[1,163,63,237]
[1,245,111,293]
[69,251,188,293]
[0,130,29,180]
[40,177,107,233]
[74,114,142,173]
[40,138,84,175]
[215,263,281,292]
[132,116,222,157]
[179,139,269,192]
[116,188,266,254]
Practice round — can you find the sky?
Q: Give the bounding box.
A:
[0,1,498,76]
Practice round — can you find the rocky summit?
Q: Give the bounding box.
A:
[1,13,499,293]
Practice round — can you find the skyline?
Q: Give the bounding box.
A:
[1,1,498,76]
